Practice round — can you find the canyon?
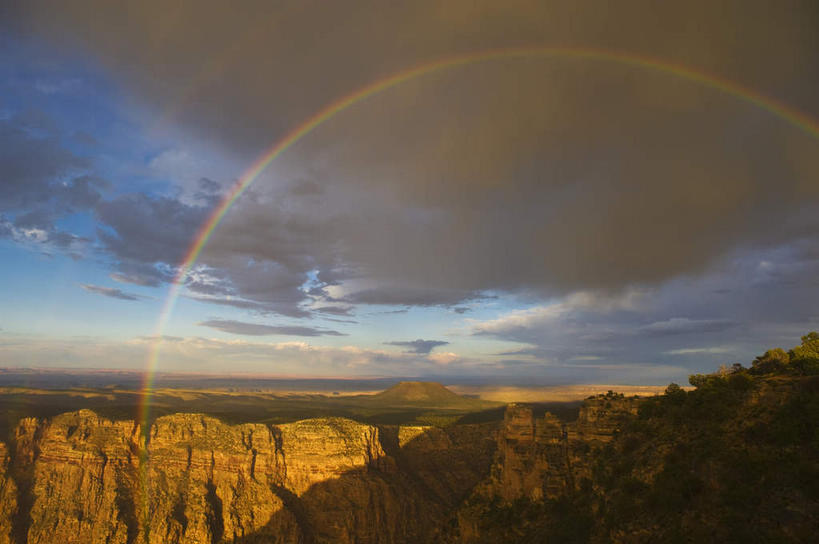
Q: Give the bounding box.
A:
[0,373,815,543]
[0,384,628,544]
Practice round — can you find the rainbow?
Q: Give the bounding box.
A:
[139,46,819,433]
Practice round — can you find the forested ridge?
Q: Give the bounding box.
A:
[456,333,819,543]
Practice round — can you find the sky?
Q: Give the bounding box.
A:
[0,1,818,384]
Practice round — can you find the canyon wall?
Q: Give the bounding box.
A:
[447,395,641,542]
[0,410,496,544]
[0,396,639,543]
[0,443,16,544]
[482,395,640,502]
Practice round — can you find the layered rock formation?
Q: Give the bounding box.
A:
[0,443,16,544]
[2,374,813,543]
[0,410,497,544]
[479,395,641,504]
[0,393,646,543]
[21,411,141,544]
[447,394,642,542]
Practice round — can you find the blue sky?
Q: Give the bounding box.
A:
[1,3,818,383]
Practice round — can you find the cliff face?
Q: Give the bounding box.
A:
[446,395,642,543]
[0,411,496,544]
[0,443,16,544]
[447,375,819,543]
[3,373,814,544]
[489,406,569,503]
[20,410,142,544]
[478,396,641,504]
[0,396,654,544]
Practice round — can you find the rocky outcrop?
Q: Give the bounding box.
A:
[22,410,141,544]
[470,395,641,505]
[571,393,640,443]
[446,395,642,542]
[0,443,16,544]
[144,414,286,543]
[486,405,570,502]
[0,397,641,543]
[0,410,497,544]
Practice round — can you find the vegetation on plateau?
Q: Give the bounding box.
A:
[463,333,819,543]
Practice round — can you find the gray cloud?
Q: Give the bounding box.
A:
[196,177,221,193]
[341,287,482,307]
[289,179,324,197]
[95,193,209,266]
[81,284,145,301]
[640,318,737,336]
[1,0,818,375]
[0,114,99,252]
[313,306,354,316]
[109,264,173,287]
[92,194,316,317]
[385,339,450,355]
[198,319,345,337]
[184,296,301,317]
[3,2,815,308]
[0,114,86,209]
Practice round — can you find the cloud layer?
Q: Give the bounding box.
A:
[4,1,817,314]
[198,319,345,337]
[0,2,817,380]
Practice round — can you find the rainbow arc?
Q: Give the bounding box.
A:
[139,46,819,435]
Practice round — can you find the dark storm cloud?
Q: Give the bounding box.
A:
[198,319,345,337]
[385,339,450,355]
[81,284,145,301]
[5,1,819,309]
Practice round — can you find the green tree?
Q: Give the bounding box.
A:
[689,374,708,388]
[791,332,819,360]
[751,348,790,374]
[789,332,819,375]
[666,383,682,394]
